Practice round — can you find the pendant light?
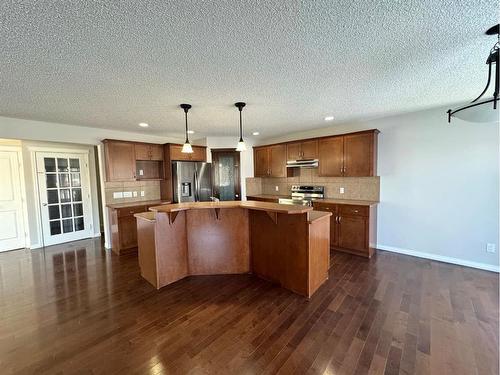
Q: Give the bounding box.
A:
[235,102,246,152]
[447,24,499,123]
[180,103,193,153]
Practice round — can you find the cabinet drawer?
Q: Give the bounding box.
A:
[313,202,337,213]
[117,206,146,218]
[339,205,369,217]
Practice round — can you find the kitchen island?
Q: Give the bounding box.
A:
[135,201,331,297]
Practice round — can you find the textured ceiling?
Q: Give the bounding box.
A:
[0,0,498,139]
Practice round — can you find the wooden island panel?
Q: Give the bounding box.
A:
[186,208,249,275]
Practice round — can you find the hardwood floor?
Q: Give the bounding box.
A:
[0,238,498,374]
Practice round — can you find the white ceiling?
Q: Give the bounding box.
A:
[0,1,497,139]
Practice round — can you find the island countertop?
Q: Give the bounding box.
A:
[148,200,314,214]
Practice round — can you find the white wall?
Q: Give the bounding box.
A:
[194,137,255,199]
[259,105,499,271]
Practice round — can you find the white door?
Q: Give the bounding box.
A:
[0,151,26,251]
[36,152,93,246]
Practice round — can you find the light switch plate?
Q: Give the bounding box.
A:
[133,191,138,197]
[486,243,496,253]
[275,186,279,192]
[340,187,345,194]
[140,191,145,197]
[123,191,133,198]
[113,192,123,199]
[139,169,144,176]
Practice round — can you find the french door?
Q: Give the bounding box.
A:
[36,152,93,246]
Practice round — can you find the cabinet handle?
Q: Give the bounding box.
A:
[338,216,342,223]
[353,209,359,213]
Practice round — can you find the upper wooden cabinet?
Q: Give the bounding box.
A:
[318,130,378,177]
[135,143,163,161]
[286,139,318,160]
[318,136,344,177]
[168,144,207,162]
[103,140,137,181]
[253,144,287,177]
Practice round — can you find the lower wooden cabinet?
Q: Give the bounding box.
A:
[313,201,377,258]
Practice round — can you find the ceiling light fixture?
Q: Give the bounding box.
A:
[252,131,260,136]
[139,122,149,127]
[447,24,499,123]
[235,102,247,152]
[180,104,193,153]
[324,116,334,121]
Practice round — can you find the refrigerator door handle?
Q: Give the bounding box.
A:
[194,169,199,201]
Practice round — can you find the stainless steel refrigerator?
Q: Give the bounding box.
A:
[172,161,213,203]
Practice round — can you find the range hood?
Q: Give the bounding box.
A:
[286,159,319,168]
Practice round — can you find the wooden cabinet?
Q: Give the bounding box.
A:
[318,136,344,177]
[169,144,207,161]
[318,130,378,177]
[254,147,270,177]
[287,140,318,160]
[253,145,286,177]
[312,201,377,258]
[103,140,136,181]
[135,144,163,161]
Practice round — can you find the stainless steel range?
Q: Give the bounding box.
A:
[278,185,324,206]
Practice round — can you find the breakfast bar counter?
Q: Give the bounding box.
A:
[135,201,331,297]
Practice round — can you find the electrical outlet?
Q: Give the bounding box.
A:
[139,169,144,176]
[275,186,279,192]
[140,191,145,197]
[133,191,138,197]
[113,192,123,199]
[339,187,345,194]
[486,243,496,253]
[123,191,133,198]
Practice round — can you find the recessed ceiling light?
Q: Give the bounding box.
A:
[324,116,334,121]
[252,131,260,136]
[138,122,149,127]
[187,130,195,134]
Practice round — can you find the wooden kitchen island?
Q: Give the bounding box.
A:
[134,201,331,297]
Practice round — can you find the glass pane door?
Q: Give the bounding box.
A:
[211,150,241,201]
[36,152,92,246]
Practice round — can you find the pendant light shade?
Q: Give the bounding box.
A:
[235,102,246,152]
[447,24,499,123]
[180,103,194,153]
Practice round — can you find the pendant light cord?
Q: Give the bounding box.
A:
[239,109,243,142]
[185,110,189,143]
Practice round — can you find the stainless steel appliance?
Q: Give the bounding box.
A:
[278,185,324,206]
[286,159,319,168]
[172,161,213,203]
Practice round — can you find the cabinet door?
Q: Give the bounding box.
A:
[343,133,374,177]
[169,145,190,161]
[300,139,318,159]
[191,146,207,162]
[318,136,344,177]
[105,141,136,181]
[269,144,286,177]
[313,202,338,247]
[254,148,269,177]
[286,142,301,161]
[337,215,368,253]
[149,145,164,161]
[135,144,151,160]
[119,215,138,249]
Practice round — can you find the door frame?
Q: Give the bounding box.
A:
[211,148,241,201]
[30,146,94,248]
[0,144,30,250]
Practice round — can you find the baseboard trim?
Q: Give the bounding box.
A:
[376,244,500,273]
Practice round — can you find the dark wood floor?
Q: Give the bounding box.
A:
[0,239,498,375]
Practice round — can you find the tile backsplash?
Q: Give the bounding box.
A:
[105,180,161,204]
[246,168,380,201]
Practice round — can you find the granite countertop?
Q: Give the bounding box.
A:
[246,194,378,206]
[106,200,170,209]
[308,211,332,223]
[134,211,156,222]
[149,201,313,214]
